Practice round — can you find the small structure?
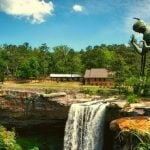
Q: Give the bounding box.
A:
[84,68,114,87]
[49,74,82,82]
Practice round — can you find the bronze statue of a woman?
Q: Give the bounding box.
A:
[131,18,150,76]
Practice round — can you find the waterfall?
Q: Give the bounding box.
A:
[64,100,108,150]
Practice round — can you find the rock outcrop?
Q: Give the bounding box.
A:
[110,116,150,133]
[0,89,94,127]
[110,116,150,150]
[0,90,70,127]
[108,99,150,116]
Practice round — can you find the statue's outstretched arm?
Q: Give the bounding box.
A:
[131,35,142,54]
[141,40,150,50]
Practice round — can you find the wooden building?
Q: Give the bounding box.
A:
[49,74,82,82]
[84,68,114,87]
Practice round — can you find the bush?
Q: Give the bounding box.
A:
[0,125,22,150]
[0,125,39,150]
[127,94,139,104]
[4,94,14,100]
[80,88,96,95]
[30,147,39,150]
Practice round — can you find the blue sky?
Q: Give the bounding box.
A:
[0,0,150,50]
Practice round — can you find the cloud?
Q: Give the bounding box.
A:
[72,4,83,12]
[0,0,54,24]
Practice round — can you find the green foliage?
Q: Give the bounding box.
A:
[17,136,55,150]
[29,147,39,150]
[119,131,150,150]
[0,125,40,150]
[0,59,7,83]
[0,125,22,150]
[4,94,14,100]
[81,45,115,70]
[80,87,100,95]
[0,137,5,149]
[17,137,39,150]
[52,45,83,74]
[127,94,139,104]
[17,57,40,79]
[79,87,119,96]
[80,88,94,95]
[0,42,150,95]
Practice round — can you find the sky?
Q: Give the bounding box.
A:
[0,0,150,50]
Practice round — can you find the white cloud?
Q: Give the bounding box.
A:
[73,4,83,12]
[0,0,54,24]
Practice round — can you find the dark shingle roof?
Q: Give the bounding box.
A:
[84,68,113,78]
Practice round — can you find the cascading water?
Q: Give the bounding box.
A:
[64,100,109,150]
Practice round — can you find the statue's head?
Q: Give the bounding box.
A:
[133,18,147,33]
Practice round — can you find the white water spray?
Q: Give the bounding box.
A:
[64,100,109,150]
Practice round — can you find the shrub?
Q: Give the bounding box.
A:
[4,94,14,100]
[127,94,139,104]
[0,125,22,150]
[30,147,39,150]
[0,125,39,150]
[80,88,95,95]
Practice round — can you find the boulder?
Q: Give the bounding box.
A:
[110,116,150,133]
[110,116,150,150]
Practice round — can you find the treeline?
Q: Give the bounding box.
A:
[0,42,150,85]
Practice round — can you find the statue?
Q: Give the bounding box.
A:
[131,18,150,76]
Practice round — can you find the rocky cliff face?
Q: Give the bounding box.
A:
[0,89,95,127]
[0,89,150,128]
[0,90,70,127]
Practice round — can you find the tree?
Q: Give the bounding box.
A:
[0,60,7,83]
[34,43,51,78]
[52,45,71,73]
[67,50,83,74]
[17,57,40,79]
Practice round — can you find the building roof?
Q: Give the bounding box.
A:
[50,74,81,78]
[84,68,113,78]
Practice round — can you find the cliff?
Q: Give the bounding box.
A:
[0,90,70,127]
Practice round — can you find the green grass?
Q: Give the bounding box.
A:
[118,130,150,150]
[2,81,103,92]
[2,81,120,96]
[130,131,150,150]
